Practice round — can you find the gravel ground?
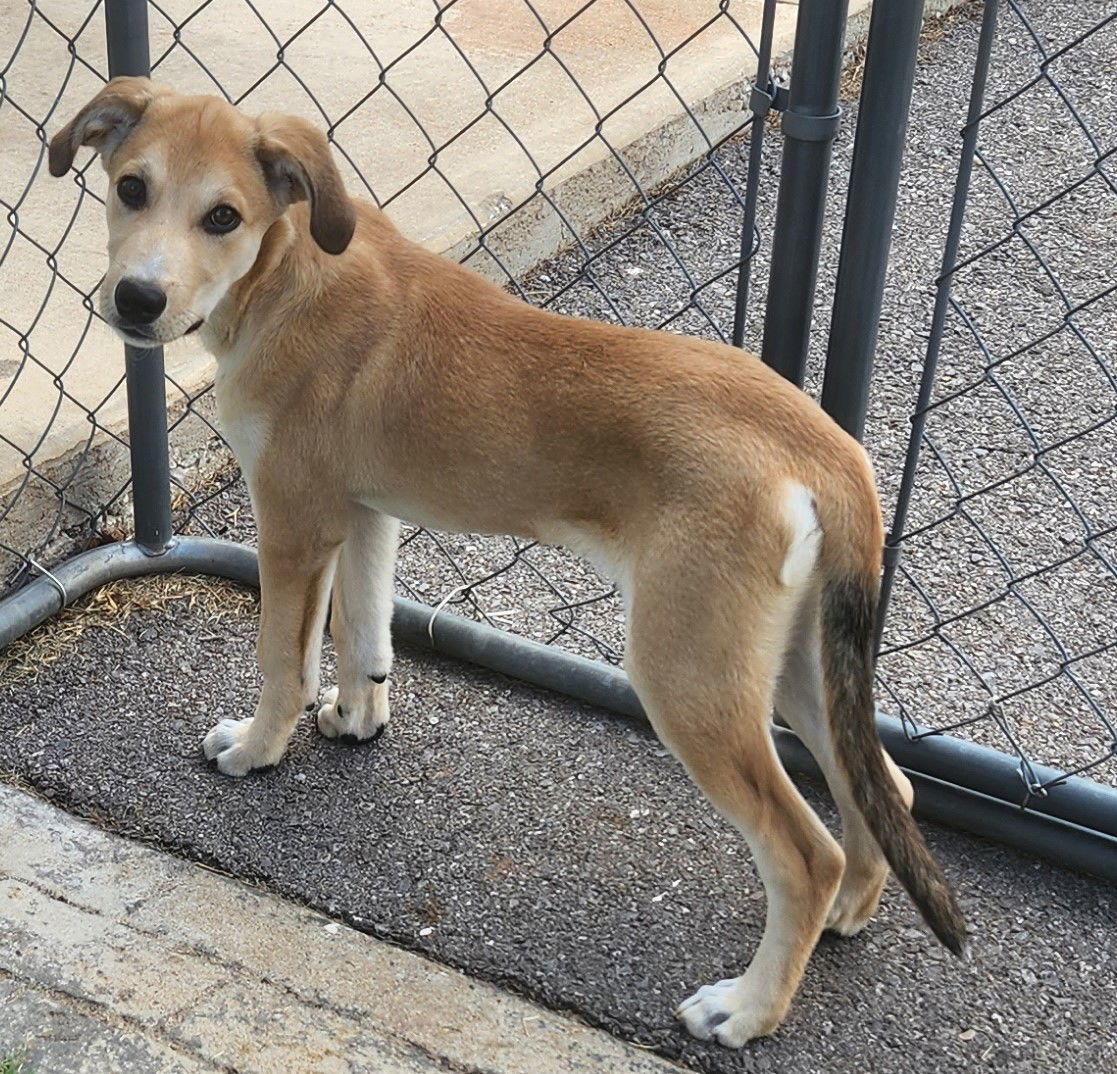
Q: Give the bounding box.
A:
[130,0,1110,791]
[0,580,1114,1073]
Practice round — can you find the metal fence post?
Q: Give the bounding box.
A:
[760,0,849,386]
[105,0,172,554]
[821,0,926,440]
[731,0,780,350]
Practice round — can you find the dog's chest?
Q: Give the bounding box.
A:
[215,374,268,489]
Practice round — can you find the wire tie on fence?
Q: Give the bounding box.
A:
[26,556,68,606]
[881,535,902,571]
[1017,759,1048,801]
[426,583,472,643]
[748,75,788,119]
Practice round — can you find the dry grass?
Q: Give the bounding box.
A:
[0,574,257,685]
[170,453,243,516]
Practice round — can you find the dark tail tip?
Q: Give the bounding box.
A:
[821,574,969,957]
[930,900,968,957]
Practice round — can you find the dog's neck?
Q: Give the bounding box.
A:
[202,212,299,359]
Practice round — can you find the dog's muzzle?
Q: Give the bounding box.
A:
[114,278,167,326]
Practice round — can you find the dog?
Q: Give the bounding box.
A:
[50,77,966,1047]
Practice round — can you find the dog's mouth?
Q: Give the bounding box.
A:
[109,318,204,348]
[114,323,162,349]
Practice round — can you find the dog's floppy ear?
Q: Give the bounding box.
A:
[49,76,167,177]
[255,114,356,255]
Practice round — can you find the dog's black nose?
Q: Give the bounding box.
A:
[114,278,167,325]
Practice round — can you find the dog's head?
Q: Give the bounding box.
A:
[50,77,355,348]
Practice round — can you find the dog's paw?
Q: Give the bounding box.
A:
[316,685,390,743]
[675,978,781,1047]
[202,717,284,777]
[824,896,873,937]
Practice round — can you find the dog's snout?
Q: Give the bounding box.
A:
[114,278,167,325]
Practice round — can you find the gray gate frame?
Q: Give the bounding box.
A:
[2,0,1115,880]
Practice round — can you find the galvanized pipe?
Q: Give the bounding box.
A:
[877,0,1002,644]
[761,0,849,386]
[821,0,926,440]
[731,0,780,350]
[104,0,153,76]
[105,0,173,554]
[123,343,173,553]
[0,539,258,650]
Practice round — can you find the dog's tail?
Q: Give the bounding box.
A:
[819,559,968,956]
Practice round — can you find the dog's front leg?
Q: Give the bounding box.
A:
[203,535,339,776]
[317,505,399,743]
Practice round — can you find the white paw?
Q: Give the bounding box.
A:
[316,685,390,742]
[675,977,781,1047]
[202,717,285,777]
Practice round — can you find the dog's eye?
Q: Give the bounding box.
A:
[203,204,241,235]
[117,175,146,209]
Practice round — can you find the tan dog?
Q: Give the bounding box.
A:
[51,78,966,1047]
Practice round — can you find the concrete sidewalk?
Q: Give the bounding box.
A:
[0,783,680,1074]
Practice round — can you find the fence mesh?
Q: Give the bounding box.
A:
[875,0,1117,796]
[1,0,774,665]
[4,0,1116,803]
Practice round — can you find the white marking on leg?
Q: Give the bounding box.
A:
[775,595,893,936]
[675,835,843,1046]
[216,396,269,488]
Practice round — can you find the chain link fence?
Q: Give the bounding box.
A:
[875,0,1117,798]
[2,0,784,665]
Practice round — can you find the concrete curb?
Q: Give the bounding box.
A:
[0,783,682,1074]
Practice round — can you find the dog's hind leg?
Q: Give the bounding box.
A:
[775,590,914,936]
[317,506,400,743]
[203,520,341,776]
[625,553,844,1047]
